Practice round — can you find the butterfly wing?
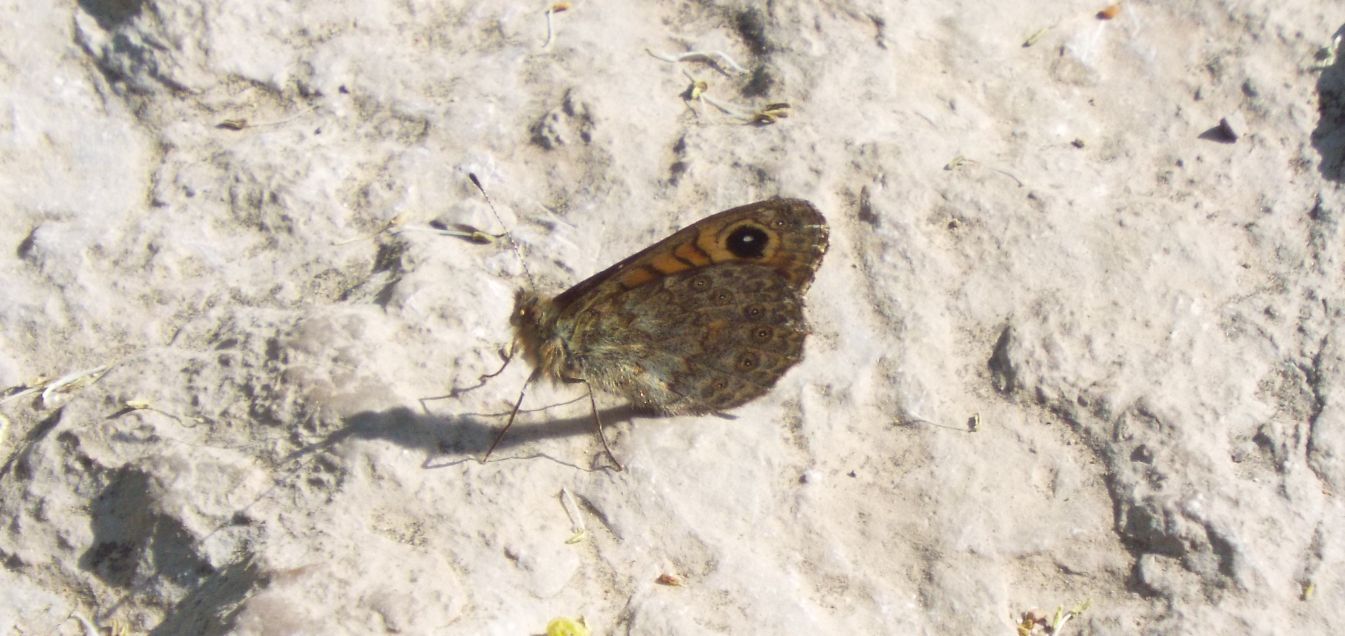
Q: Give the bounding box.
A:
[556,199,828,413]
[572,261,812,413]
[552,198,828,317]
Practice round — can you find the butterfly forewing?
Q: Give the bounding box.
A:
[550,199,827,317]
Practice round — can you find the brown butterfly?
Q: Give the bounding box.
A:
[488,197,829,468]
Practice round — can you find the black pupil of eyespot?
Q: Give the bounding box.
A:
[726,226,769,258]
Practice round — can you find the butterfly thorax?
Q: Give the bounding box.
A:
[511,289,579,381]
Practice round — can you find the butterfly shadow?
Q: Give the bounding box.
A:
[286,402,646,471]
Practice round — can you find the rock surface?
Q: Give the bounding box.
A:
[2,1,1343,633]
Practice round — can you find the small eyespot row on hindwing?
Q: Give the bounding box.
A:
[698,378,732,402]
[739,276,770,294]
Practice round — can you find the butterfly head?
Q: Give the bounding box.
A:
[511,289,544,328]
[511,289,567,379]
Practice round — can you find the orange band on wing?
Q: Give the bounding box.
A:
[695,227,731,260]
[611,213,792,291]
[618,266,658,288]
[673,240,713,266]
[616,238,711,288]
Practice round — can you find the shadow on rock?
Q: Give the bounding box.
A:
[78,0,144,30]
[1311,25,1345,182]
[152,558,267,636]
[288,402,644,468]
[80,467,214,591]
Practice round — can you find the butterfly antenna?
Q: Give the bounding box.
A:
[469,173,536,290]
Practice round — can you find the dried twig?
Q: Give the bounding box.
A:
[560,487,587,543]
[542,2,572,48]
[646,48,748,75]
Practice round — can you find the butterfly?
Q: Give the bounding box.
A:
[487,197,829,468]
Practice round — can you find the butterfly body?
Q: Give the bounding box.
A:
[511,198,828,415]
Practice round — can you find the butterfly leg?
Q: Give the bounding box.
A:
[419,344,516,412]
[477,344,516,381]
[456,344,516,396]
[482,367,538,463]
[585,382,624,472]
[560,376,624,471]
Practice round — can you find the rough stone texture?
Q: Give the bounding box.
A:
[1,1,1342,634]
